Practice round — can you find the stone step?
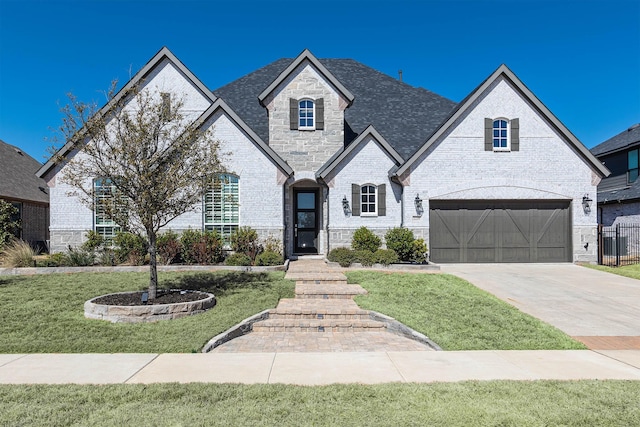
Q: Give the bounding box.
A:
[295,283,367,299]
[295,279,349,286]
[268,298,370,320]
[252,318,385,333]
[286,272,347,284]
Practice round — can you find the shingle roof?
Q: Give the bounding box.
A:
[597,181,640,204]
[591,124,640,157]
[213,58,457,160]
[0,140,49,204]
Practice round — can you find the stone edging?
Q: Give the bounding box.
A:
[84,290,216,323]
[201,310,271,352]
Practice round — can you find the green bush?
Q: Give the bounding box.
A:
[224,252,252,266]
[385,227,415,261]
[180,229,202,265]
[255,250,283,266]
[36,252,68,267]
[81,230,104,252]
[0,200,20,251]
[351,226,381,252]
[97,248,116,266]
[113,232,148,265]
[411,238,428,263]
[157,230,183,265]
[65,246,96,266]
[192,230,224,265]
[0,239,35,267]
[327,247,356,267]
[354,249,376,267]
[262,234,283,256]
[230,227,261,261]
[374,249,399,266]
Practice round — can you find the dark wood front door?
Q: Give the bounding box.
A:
[294,189,319,253]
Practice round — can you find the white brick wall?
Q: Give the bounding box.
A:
[403,76,599,262]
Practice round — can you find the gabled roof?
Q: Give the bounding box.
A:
[392,64,610,178]
[0,140,49,204]
[316,125,403,180]
[215,57,456,160]
[37,47,216,178]
[591,124,640,157]
[198,99,293,176]
[258,49,354,107]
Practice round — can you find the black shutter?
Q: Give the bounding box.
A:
[484,118,493,151]
[315,98,324,130]
[290,98,298,130]
[511,118,519,151]
[377,184,386,216]
[351,184,360,216]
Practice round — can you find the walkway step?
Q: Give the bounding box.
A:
[268,298,370,320]
[252,319,385,333]
[295,283,367,299]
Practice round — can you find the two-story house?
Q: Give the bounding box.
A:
[591,124,640,226]
[37,47,609,263]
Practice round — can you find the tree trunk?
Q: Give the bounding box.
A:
[148,229,158,301]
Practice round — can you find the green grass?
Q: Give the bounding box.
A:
[582,262,640,280]
[0,271,294,353]
[1,381,639,426]
[349,271,585,350]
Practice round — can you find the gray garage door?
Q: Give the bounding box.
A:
[429,200,572,263]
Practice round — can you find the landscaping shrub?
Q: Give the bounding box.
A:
[180,229,202,265]
[374,249,399,266]
[157,230,183,265]
[385,227,415,261]
[354,249,376,267]
[0,200,20,251]
[0,239,35,267]
[81,230,105,252]
[113,232,148,265]
[191,230,224,265]
[231,226,261,261]
[255,250,283,266]
[65,246,96,266]
[36,252,68,267]
[262,234,283,256]
[97,248,116,266]
[224,252,252,266]
[411,238,428,263]
[352,226,382,252]
[328,247,356,267]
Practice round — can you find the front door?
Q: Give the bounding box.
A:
[294,189,319,253]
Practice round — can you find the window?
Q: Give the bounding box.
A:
[94,178,121,243]
[10,202,21,239]
[299,99,314,129]
[493,119,509,150]
[629,149,639,183]
[361,185,377,216]
[204,174,239,243]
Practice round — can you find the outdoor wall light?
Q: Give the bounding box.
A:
[414,194,423,215]
[582,194,592,214]
[342,196,350,214]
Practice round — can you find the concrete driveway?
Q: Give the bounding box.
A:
[439,263,640,338]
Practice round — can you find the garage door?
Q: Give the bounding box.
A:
[429,200,571,263]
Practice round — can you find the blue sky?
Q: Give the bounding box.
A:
[0,0,638,162]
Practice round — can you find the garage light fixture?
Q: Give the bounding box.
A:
[342,196,350,215]
[414,194,423,215]
[582,195,592,214]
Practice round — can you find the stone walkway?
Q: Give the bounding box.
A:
[211,258,435,352]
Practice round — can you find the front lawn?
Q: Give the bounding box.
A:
[0,271,294,353]
[1,381,638,426]
[349,271,585,350]
[582,262,640,280]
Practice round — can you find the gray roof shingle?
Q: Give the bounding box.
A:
[591,123,640,157]
[213,58,457,160]
[0,140,49,204]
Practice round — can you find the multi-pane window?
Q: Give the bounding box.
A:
[93,178,121,243]
[10,202,21,238]
[493,119,509,150]
[628,149,639,183]
[361,185,377,215]
[299,99,314,129]
[204,174,239,243]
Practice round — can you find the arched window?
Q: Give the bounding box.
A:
[361,184,377,216]
[493,119,509,150]
[299,99,314,129]
[204,174,239,242]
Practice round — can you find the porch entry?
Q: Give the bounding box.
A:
[294,189,319,253]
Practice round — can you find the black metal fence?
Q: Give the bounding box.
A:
[598,223,640,266]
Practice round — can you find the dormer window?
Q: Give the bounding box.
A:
[299,99,314,129]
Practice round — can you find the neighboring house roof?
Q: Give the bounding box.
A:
[590,123,640,157]
[392,64,611,178]
[214,56,457,160]
[597,180,640,205]
[0,140,49,204]
[37,46,218,179]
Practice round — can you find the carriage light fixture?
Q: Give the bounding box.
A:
[414,194,423,214]
[342,196,350,214]
[582,195,592,214]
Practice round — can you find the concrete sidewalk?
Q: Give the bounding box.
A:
[1,350,639,385]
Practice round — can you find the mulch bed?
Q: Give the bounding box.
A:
[93,290,209,306]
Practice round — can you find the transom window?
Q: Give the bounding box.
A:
[204,174,239,243]
[361,185,377,216]
[629,149,639,183]
[493,119,509,150]
[94,178,121,243]
[299,99,314,129]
